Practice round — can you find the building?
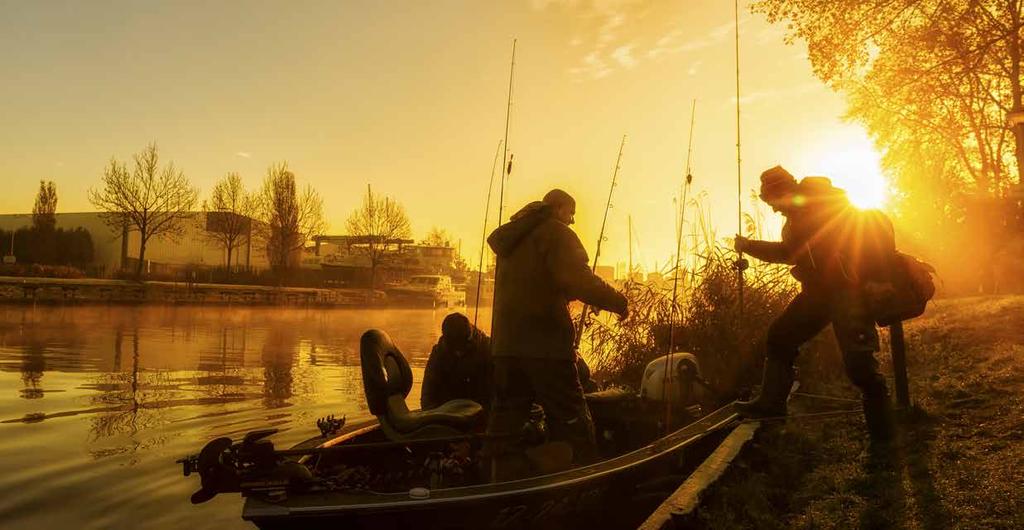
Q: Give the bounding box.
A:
[0,212,268,275]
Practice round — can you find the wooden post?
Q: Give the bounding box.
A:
[889,321,911,408]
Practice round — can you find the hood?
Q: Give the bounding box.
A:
[487,201,552,257]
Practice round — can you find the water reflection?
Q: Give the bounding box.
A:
[0,305,467,530]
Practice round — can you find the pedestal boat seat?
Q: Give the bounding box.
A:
[360,329,483,441]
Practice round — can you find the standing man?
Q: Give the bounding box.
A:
[734,166,894,442]
[486,189,628,480]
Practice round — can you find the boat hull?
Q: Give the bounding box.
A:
[243,404,739,529]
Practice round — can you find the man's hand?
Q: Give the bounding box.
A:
[734,234,749,253]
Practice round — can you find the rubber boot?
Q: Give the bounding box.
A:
[735,358,794,418]
[863,393,894,443]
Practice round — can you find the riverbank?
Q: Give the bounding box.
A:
[690,295,1024,529]
[0,275,376,306]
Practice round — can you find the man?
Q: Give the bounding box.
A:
[420,312,492,411]
[485,189,628,479]
[734,166,893,442]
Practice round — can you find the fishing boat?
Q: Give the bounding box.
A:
[384,275,459,307]
[178,329,735,530]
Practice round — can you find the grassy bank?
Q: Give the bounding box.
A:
[691,295,1024,529]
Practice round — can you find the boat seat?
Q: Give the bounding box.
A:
[585,386,637,405]
[360,329,483,441]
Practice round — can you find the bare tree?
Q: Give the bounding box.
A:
[32,180,57,232]
[88,143,198,277]
[422,227,453,247]
[346,185,412,289]
[205,172,255,269]
[256,163,326,272]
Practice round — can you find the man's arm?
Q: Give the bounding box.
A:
[545,224,627,315]
[740,238,793,264]
[420,344,443,410]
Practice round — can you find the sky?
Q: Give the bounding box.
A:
[0,0,890,274]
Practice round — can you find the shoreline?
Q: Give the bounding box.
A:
[0,275,375,307]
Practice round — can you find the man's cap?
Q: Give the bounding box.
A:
[759,166,798,201]
[441,312,472,342]
[542,189,575,208]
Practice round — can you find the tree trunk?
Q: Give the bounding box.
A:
[1010,4,1024,185]
[136,237,147,278]
[226,243,234,274]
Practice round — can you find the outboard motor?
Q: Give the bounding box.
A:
[639,352,706,406]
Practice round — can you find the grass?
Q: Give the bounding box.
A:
[690,295,1024,529]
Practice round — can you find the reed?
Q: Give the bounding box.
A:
[583,195,846,399]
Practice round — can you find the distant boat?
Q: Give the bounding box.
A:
[385,275,460,308]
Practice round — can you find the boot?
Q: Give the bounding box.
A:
[863,393,894,443]
[735,358,794,418]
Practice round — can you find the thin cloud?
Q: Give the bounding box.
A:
[727,82,820,105]
[611,45,636,68]
[235,152,252,159]
[646,15,751,60]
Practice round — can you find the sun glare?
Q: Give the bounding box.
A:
[804,137,890,210]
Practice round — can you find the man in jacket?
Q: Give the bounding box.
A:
[420,312,492,411]
[485,189,628,480]
[734,166,893,442]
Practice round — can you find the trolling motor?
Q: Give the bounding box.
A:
[178,428,314,504]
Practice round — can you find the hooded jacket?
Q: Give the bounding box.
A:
[420,326,492,410]
[487,201,627,359]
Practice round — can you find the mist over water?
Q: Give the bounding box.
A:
[0,305,487,530]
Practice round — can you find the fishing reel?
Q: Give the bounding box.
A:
[732,257,749,272]
[179,428,310,504]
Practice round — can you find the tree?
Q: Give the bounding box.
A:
[32,180,57,233]
[88,143,199,277]
[206,172,255,269]
[256,163,326,272]
[422,227,453,247]
[753,0,1024,290]
[345,186,412,289]
[752,0,1023,187]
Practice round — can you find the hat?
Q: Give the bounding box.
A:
[759,166,797,201]
[542,189,575,209]
[441,312,472,343]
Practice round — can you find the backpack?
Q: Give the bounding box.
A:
[844,208,937,325]
[870,252,937,326]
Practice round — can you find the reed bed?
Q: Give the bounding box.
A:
[583,196,848,400]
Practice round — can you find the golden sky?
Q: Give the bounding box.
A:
[0,1,889,273]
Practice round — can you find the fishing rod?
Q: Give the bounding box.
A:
[573,134,626,353]
[472,139,504,330]
[664,100,696,433]
[733,0,748,315]
[496,39,516,226]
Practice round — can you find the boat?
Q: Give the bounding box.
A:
[384,275,459,307]
[178,329,737,530]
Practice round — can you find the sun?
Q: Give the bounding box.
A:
[802,135,891,210]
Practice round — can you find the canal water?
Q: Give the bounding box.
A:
[0,305,491,529]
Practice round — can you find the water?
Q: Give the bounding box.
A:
[0,305,490,530]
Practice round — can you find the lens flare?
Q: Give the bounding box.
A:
[803,135,890,210]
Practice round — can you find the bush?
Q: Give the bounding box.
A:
[0,227,94,268]
[0,263,86,279]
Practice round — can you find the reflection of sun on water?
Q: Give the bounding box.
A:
[803,136,891,210]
